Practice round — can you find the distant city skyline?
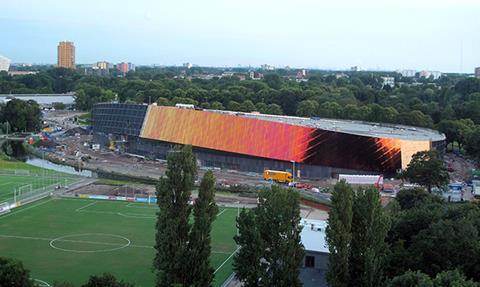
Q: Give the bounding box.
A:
[1,0,479,73]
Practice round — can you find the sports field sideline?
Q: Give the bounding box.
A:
[0,197,238,286]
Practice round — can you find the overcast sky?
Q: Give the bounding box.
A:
[1,0,479,72]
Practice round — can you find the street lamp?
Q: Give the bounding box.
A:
[290,160,295,183]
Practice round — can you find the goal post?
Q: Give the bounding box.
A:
[15,184,33,203]
[0,202,11,215]
[14,169,30,176]
[17,184,33,194]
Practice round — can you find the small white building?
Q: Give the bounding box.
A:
[397,69,416,77]
[382,76,395,88]
[0,55,11,72]
[300,218,329,287]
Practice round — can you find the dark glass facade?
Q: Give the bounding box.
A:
[92,103,147,136]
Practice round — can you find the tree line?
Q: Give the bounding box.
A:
[2,68,480,159]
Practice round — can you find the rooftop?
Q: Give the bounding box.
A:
[206,109,445,141]
[300,219,329,254]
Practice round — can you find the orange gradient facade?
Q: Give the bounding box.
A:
[141,106,313,162]
[140,106,431,173]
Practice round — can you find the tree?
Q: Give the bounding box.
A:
[234,186,304,287]
[187,170,218,287]
[81,273,134,287]
[466,126,480,162]
[263,73,282,90]
[401,150,449,193]
[53,102,66,110]
[266,103,283,115]
[227,101,241,111]
[240,100,256,112]
[1,99,41,132]
[387,270,433,287]
[455,77,480,96]
[0,257,34,287]
[349,187,390,287]
[210,101,224,110]
[233,209,264,287]
[395,188,442,210]
[433,270,479,287]
[387,270,480,287]
[410,218,480,279]
[156,97,171,106]
[326,180,353,287]
[296,100,319,117]
[154,145,197,287]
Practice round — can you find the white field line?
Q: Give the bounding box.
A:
[214,246,240,274]
[0,234,232,254]
[76,209,156,219]
[0,198,54,220]
[125,203,157,209]
[55,198,98,202]
[0,181,12,186]
[216,208,227,217]
[75,201,98,212]
[33,279,51,287]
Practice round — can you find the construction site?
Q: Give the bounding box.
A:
[27,104,472,207]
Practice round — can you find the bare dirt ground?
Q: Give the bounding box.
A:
[444,153,476,182]
[52,134,330,190]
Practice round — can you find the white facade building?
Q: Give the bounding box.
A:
[381,76,395,88]
[419,70,442,80]
[0,55,11,72]
[397,69,416,77]
[299,219,329,287]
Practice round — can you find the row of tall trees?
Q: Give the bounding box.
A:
[326,181,390,287]
[153,145,305,287]
[154,145,218,287]
[327,179,480,286]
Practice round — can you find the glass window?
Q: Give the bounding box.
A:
[305,256,315,268]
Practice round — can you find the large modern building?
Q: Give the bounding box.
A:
[57,41,75,69]
[92,103,446,179]
[0,55,11,72]
[475,67,480,78]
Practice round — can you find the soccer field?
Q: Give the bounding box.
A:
[0,159,80,204]
[0,174,78,203]
[0,198,238,286]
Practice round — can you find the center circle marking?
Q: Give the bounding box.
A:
[49,233,131,253]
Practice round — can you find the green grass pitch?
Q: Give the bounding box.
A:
[0,159,79,203]
[0,198,238,286]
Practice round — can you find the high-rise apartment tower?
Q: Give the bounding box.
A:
[57,41,75,69]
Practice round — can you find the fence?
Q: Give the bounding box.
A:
[0,177,84,214]
[73,193,157,204]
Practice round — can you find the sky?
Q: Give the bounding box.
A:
[0,0,479,72]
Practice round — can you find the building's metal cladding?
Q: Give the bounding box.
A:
[92,103,446,178]
[141,106,405,173]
